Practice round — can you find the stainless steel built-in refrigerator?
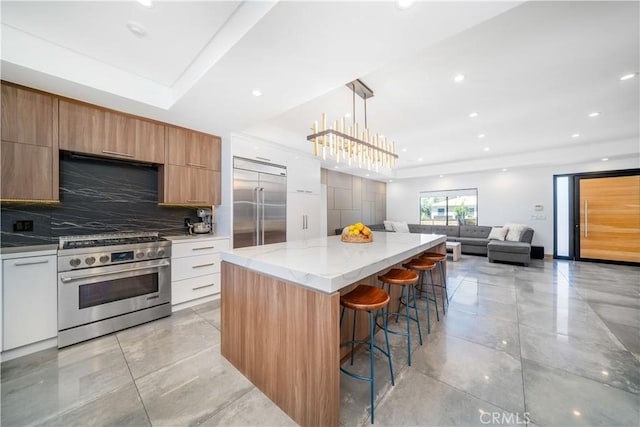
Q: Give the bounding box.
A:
[233,157,287,249]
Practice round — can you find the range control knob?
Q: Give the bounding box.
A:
[69,258,81,267]
[147,251,156,258]
[157,249,165,257]
[99,255,109,264]
[85,256,96,266]
[136,252,145,259]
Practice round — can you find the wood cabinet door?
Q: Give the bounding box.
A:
[136,119,165,163]
[161,165,218,205]
[59,100,104,155]
[1,141,54,200]
[103,111,136,159]
[1,84,54,147]
[186,133,218,170]
[166,126,188,166]
[161,165,190,204]
[579,175,640,263]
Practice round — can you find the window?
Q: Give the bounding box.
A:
[419,188,478,226]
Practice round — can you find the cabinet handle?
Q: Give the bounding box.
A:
[14,260,49,267]
[584,200,588,237]
[296,189,305,193]
[192,246,215,251]
[256,156,271,162]
[304,190,312,193]
[147,295,159,300]
[102,150,134,158]
[193,263,215,269]
[192,283,215,291]
[187,162,207,168]
[186,200,207,203]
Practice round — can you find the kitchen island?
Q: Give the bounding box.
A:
[220,232,446,426]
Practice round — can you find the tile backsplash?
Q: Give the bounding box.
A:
[1,154,195,247]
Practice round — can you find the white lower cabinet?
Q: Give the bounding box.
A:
[170,236,229,309]
[2,254,57,351]
[287,192,321,241]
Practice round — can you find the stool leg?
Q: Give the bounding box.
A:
[368,310,375,424]
[351,308,357,365]
[403,284,412,366]
[431,270,440,322]
[410,282,423,346]
[382,307,395,386]
[439,261,447,314]
[425,272,431,334]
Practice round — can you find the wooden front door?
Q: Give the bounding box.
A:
[579,175,640,263]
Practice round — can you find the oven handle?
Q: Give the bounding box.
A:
[60,261,170,283]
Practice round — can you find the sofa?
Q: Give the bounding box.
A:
[364,223,535,266]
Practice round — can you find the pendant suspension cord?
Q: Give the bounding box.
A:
[352,83,356,127]
[364,94,368,130]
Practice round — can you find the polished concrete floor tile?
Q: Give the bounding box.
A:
[116,309,221,379]
[192,300,222,330]
[135,347,254,426]
[589,302,640,328]
[1,336,133,426]
[200,388,296,426]
[440,307,521,356]
[373,369,522,427]
[449,294,518,323]
[34,383,150,427]
[456,280,517,304]
[601,320,640,358]
[411,332,525,413]
[520,324,640,394]
[523,359,640,426]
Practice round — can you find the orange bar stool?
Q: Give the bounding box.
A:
[420,251,449,314]
[377,268,422,366]
[340,285,394,424]
[402,258,438,334]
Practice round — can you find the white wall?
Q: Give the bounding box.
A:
[387,158,639,254]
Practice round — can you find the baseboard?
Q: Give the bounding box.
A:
[1,337,57,362]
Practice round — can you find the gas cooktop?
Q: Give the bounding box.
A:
[58,232,165,250]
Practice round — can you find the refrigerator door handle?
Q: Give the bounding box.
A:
[254,187,260,245]
[260,187,265,245]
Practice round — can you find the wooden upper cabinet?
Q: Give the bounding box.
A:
[59,100,104,155]
[166,126,220,170]
[160,165,219,205]
[135,119,165,164]
[103,111,136,159]
[1,84,54,147]
[1,142,55,200]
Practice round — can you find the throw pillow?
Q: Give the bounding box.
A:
[488,226,508,241]
[391,221,410,233]
[383,220,394,231]
[505,223,529,242]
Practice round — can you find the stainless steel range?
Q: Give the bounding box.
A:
[57,231,171,348]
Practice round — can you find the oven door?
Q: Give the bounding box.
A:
[58,259,171,331]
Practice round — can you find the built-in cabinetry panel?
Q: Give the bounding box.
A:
[170,236,229,309]
[160,165,220,205]
[167,127,221,171]
[59,100,105,155]
[2,252,57,351]
[1,83,59,201]
[287,191,321,242]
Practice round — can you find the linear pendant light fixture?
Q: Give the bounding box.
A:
[306,79,398,171]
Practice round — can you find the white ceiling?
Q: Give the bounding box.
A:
[2,1,638,181]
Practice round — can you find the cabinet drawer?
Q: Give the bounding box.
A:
[172,273,220,305]
[172,238,229,258]
[172,253,220,281]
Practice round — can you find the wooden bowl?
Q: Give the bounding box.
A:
[341,233,373,243]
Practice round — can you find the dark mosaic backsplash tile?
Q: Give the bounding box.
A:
[1,154,196,247]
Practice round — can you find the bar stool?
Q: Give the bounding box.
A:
[420,252,449,314]
[377,268,422,366]
[402,258,438,334]
[340,285,394,424]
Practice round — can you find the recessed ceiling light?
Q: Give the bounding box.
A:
[365,174,370,177]
[501,168,508,172]
[344,112,351,118]
[478,133,486,139]
[571,133,580,138]
[454,74,465,82]
[620,72,638,81]
[401,147,408,152]
[588,111,600,118]
[439,174,444,178]
[251,89,262,97]
[126,21,147,37]
[483,147,490,152]
[334,165,339,169]
[388,179,393,182]
[601,157,609,161]
[396,0,415,10]
[417,157,423,162]
[137,0,152,7]
[469,112,479,118]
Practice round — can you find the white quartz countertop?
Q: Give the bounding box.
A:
[220,232,446,294]
[164,234,230,242]
[0,244,58,259]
